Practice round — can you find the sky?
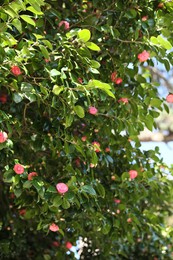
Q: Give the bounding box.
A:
[141,141,173,166]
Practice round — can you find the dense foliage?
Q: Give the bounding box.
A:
[1,0,173,259]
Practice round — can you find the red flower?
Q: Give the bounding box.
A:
[137,50,150,62]
[111,71,117,82]
[115,78,123,84]
[114,199,121,204]
[166,94,173,103]
[88,106,98,115]
[28,172,38,181]
[19,209,26,216]
[105,147,110,152]
[129,170,138,179]
[66,241,73,249]
[13,164,24,174]
[0,94,7,104]
[49,223,59,232]
[52,241,60,247]
[56,183,68,194]
[11,66,22,76]
[78,77,83,84]
[92,141,101,152]
[75,158,81,167]
[58,20,70,30]
[142,16,148,21]
[118,98,129,104]
[0,131,8,143]
[81,136,87,141]
[127,218,132,223]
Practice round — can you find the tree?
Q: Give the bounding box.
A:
[1,0,173,259]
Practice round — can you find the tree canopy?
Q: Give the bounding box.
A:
[1,0,173,259]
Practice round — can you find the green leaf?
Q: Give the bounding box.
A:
[23,181,32,189]
[90,60,100,69]
[96,183,105,198]
[78,29,91,42]
[11,19,22,33]
[74,105,85,118]
[62,198,70,209]
[13,93,23,103]
[52,196,62,207]
[157,35,172,50]
[20,15,36,26]
[150,36,159,45]
[86,42,100,51]
[145,114,154,131]
[150,98,162,108]
[27,6,43,15]
[50,69,61,77]
[87,80,115,98]
[39,45,49,59]
[52,85,64,95]
[81,185,97,196]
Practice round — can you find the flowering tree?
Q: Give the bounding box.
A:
[1,0,173,259]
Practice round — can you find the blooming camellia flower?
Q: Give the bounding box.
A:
[118,98,129,104]
[49,223,59,232]
[137,50,150,62]
[0,131,8,143]
[115,78,123,84]
[88,106,98,115]
[81,136,87,141]
[58,20,70,30]
[142,16,148,21]
[11,66,22,76]
[13,164,24,174]
[129,170,138,179]
[66,241,73,249]
[114,199,121,204]
[56,183,68,194]
[28,172,38,181]
[92,141,101,152]
[166,94,173,103]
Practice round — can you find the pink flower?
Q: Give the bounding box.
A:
[116,209,120,214]
[166,94,173,103]
[58,20,70,30]
[88,106,98,115]
[45,58,50,63]
[13,164,24,174]
[129,170,138,179]
[142,16,148,21]
[115,78,123,84]
[56,183,68,194]
[90,163,97,168]
[127,218,132,223]
[92,141,101,152]
[49,223,59,232]
[111,71,117,82]
[78,77,83,84]
[81,136,87,141]
[105,147,110,152]
[114,199,121,204]
[0,131,8,143]
[66,241,73,249]
[28,172,38,181]
[11,66,22,76]
[137,50,150,62]
[118,98,129,104]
